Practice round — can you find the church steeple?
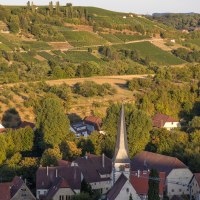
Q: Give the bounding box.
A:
[113,105,130,183]
[113,104,130,163]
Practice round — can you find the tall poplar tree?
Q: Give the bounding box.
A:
[36,95,70,148]
[148,169,160,200]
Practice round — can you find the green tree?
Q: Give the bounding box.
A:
[77,139,95,156]
[40,146,62,166]
[0,134,7,165]
[8,16,20,33]
[148,169,160,200]
[191,116,200,129]
[7,127,35,152]
[60,140,81,160]
[27,1,31,9]
[72,193,90,200]
[127,106,152,157]
[102,103,152,158]
[36,95,70,148]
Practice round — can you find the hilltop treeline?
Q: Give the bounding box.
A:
[150,13,200,30]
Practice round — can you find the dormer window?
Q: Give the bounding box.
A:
[119,165,125,171]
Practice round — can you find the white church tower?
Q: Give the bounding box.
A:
[113,105,130,183]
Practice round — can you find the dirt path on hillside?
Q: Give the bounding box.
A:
[1,74,152,88]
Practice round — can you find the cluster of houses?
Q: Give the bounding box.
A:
[1,107,196,200]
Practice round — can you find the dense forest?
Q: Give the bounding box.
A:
[150,13,200,30]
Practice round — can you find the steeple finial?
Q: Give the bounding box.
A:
[113,105,130,163]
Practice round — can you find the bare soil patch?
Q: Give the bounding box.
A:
[34,55,47,61]
[48,42,72,50]
[64,23,93,32]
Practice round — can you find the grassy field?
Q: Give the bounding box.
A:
[0,74,149,120]
[113,41,185,65]
[99,33,123,43]
[63,51,100,63]
[38,51,56,61]
[0,42,11,51]
[21,41,52,51]
[186,39,200,47]
[114,33,150,42]
[62,31,107,47]
[21,52,40,63]
[0,34,16,50]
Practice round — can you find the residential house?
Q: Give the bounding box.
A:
[70,121,89,137]
[132,151,193,199]
[107,173,140,200]
[0,123,5,133]
[84,115,102,132]
[152,113,181,130]
[190,173,200,200]
[36,166,82,200]
[130,170,165,200]
[70,116,103,137]
[0,176,36,200]
[73,153,112,194]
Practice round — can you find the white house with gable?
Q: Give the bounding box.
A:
[152,113,181,130]
[190,173,200,200]
[132,151,193,199]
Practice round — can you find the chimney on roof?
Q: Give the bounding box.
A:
[137,170,140,178]
[56,169,58,178]
[47,166,49,176]
[74,168,77,180]
[144,159,147,167]
[102,153,105,168]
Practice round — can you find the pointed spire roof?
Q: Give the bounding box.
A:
[113,105,130,163]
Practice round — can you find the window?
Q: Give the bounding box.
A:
[171,189,174,193]
[126,188,129,193]
[179,189,182,192]
[59,196,64,200]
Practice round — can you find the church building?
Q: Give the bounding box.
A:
[106,105,141,200]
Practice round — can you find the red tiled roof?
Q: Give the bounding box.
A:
[0,176,24,200]
[130,170,165,195]
[36,166,81,191]
[0,128,5,133]
[84,116,102,130]
[106,173,127,200]
[74,154,112,183]
[131,151,187,175]
[57,160,71,167]
[0,124,5,133]
[0,183,11,200]
[152,113,178,128]
[10,176,24,197]
[194,173,200,187]
[45,177,72,199]
[17,121,35,129]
